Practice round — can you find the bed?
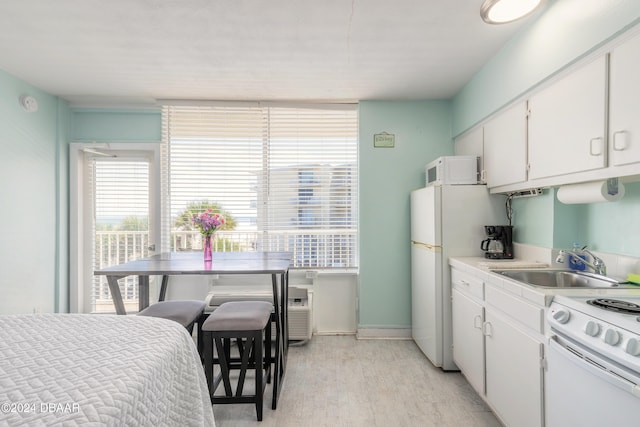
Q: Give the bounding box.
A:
[0,314,215,426]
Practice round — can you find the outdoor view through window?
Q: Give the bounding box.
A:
[90,104,358,312]
[163,104,359,269]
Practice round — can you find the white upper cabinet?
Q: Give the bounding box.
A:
[527,55,607,180]
[609,32,640,167]
[454,127,484,181]
[483,101,527,188]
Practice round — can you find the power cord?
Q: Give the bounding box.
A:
[505,193,514,226]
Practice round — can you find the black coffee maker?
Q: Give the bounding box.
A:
[481,225,513,259]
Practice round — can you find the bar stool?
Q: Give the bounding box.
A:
[138,300,206,337]
[202,301,273,421]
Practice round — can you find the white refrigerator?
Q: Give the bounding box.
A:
[410,184,506,370]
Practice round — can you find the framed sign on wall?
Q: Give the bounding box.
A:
[373,132,395,148]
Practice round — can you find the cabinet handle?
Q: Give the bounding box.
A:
[613,130,628,151]
[460,280,470,286]
[589,137,604,156]
[482,322,493,337]
[473,315,483,329]
[480,169,486,183]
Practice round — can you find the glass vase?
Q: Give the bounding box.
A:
[203,234,213,262]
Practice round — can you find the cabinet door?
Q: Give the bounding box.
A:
[483,101,527,188]
[455,127,484,182]
[452,288,484,395]
[528,55,607,180]
[610,32,640,166]
[485,309,543,427]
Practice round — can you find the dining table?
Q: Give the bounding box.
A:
[94,251,292,409]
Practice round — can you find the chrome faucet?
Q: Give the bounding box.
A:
[555,246,607,276]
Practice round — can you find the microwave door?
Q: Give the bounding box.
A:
[427,164,437,185]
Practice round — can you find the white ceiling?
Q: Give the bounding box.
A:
[0,0,530,107]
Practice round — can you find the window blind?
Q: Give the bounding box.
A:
[161,104,358,268]
[89,158,150,312]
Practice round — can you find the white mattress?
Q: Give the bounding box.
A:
[0,314,215,426]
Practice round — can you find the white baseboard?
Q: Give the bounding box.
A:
[356,328,412,340]
[313,331,356,336]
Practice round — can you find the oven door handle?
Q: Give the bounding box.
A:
[549,334,640,399]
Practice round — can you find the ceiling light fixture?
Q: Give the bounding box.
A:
[480,0,545,24]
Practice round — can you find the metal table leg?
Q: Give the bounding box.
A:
[138,275,150,312]
[270,270,289,409]
[270,273,282,409]
[106,275,126,315]
[158,275,169,301]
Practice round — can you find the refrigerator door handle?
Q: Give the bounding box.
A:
[411,241,442,252]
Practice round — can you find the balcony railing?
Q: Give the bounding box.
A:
[93,229,357,312]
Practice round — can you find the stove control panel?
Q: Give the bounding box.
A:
[548,301,640,372]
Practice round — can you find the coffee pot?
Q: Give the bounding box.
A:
[481,238,504,255]
[481,225,513,259]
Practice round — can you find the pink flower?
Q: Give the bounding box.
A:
[192,210,226,236]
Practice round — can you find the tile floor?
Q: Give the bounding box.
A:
[211,335,502,427]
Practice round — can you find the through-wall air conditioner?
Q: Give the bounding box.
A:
[287,287,313,341]
[204,286,313,342]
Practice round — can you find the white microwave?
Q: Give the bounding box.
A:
[425,156,479,186]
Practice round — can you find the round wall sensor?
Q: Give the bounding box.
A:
[19,95,39,112]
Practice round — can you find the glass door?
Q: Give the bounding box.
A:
[88,155,153,313]
[70,143,160,314]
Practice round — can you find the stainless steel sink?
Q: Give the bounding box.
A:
[493,269,632,289]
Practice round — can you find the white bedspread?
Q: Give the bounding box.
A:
[0,314,215,426]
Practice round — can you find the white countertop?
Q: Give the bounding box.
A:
[449,257,640,307]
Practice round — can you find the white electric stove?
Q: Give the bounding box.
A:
[546,294,640,427]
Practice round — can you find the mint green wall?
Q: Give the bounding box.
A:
[510,190,555,248]
[71,102,453,329]
[358,101,452,328]
[6,0,638,323]
[72,109,161,142]
[0,69,70,314]
[551,190,583,250]
[510,188,591,251]
[508,187,629,255]
[453,0,640,259]
[453,0,640,136]
[567,182,640,256]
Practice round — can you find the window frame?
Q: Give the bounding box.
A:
[161,102,359,270]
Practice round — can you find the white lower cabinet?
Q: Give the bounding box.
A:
[451,267,545,427]
[484,308,544,427]
[452,288,484,394]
